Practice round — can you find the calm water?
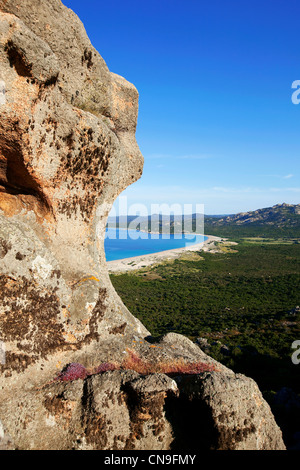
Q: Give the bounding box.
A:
[105,228,207,261]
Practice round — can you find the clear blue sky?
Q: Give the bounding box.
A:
[63,0,300,215]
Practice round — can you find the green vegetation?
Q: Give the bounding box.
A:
[204,203,300,239]
[203,222,300,239]
[110,237,300,446]
[111,241,300,388]
[109,204,300,239]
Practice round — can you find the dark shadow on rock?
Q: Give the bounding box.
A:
[164,390,219,451]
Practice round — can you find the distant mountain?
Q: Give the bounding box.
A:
[107,213,230,227]
[205,203,300,227]
[107,204,300,238]
[204,203,300,238]
[107,213,204,233]
[206,214,234,218]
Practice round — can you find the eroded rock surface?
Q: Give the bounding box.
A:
[0,0,148,372]
[0,0,285,450]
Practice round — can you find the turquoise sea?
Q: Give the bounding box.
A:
[104,228,208,261]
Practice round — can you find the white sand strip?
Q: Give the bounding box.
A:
[107,235,223,273]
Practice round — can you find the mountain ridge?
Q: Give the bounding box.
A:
[107,203,300,236]
[205,203,300,227]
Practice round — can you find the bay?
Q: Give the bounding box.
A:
[105,228,208,261]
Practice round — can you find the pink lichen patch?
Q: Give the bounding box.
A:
[52,361,119,384]
[54,362,88,382]
[40,350,217,390]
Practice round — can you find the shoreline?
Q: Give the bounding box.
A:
[106,234,224,273]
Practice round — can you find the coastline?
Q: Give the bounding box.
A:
[106,234,224,273]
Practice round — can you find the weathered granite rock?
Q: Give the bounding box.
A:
[168,371,286,450]
[0,0,285,450]
[0,0,148,371]
[0,420,14,450]
[3,370,178,450]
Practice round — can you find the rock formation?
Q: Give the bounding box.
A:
[0,0,285,450]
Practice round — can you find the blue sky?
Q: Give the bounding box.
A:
[63,0,300,215]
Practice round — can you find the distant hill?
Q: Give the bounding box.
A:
[205,203,300,227]
[204,203,300,238]
[107,203,300,238]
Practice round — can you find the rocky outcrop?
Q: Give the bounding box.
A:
[0,0,285,450]
[0,0,148,370]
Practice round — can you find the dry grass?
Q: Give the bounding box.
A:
[40,349,218,388]
[121,349,218,376]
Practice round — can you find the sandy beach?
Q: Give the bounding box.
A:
[107,234,224,273]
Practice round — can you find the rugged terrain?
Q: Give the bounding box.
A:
[111,238,300,448]
[0,0,285,450]
[205,204,300,239]
[206,203,300,227]
[108,203,300,237]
